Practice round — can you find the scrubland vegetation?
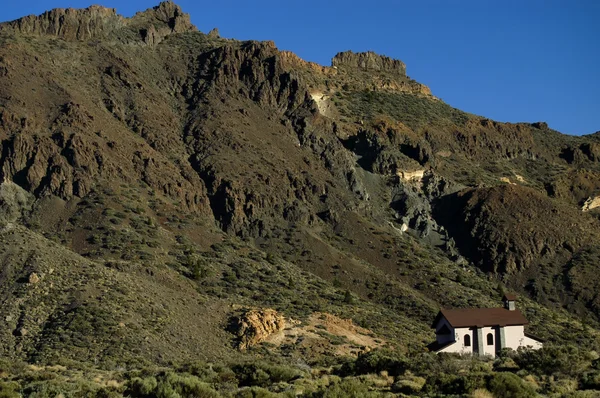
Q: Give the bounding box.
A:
[4,345,600,397]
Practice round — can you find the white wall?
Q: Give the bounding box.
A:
[522,335,543,349]
[503,325,542,350]
[480,326,497,357]
[503,325,524,349]
[438,327,473,354]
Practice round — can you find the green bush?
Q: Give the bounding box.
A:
[341,349,408,377]
[423,372,487,396]
[234,386,279,398]
[488,372,537,398]
[309,378,378,398]
[127,376,159,396]
[125,372,220,398]
[513,345,589,377]
[231,362,301,388]
[0,382,20,398]
[20,378,106,398]
[391,374,426,394]
[581,370,600,390]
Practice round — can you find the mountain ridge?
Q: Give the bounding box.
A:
[0,1,196,44]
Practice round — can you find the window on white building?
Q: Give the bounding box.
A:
[487,333,494,345]
[464,335,471,347]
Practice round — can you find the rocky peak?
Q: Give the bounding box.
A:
[131,1,196,35]
[0,5,124,41]
[332,51,407,76]
[0,1,196,43]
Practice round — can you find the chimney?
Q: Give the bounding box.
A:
[502,293,517,311]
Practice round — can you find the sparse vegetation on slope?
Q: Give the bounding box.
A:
[0,1,600,397]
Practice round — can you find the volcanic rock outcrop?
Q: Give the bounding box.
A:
[0,1,196,44]
[332,50,407,75]
[233,309,286,350]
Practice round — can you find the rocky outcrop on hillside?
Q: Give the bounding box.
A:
[176,39,376,236]
[0,180,33,225]
[0,1,196,44]
[279,51,335,77]
[130,1,197,45]
[0,6,124,40]
[0,109,208,210]
[546,169,600,206]
[277,50,433,97]
[435,185,600,275]
[332,51,407,75]
[232,309,285,350]
[561,142,600,164]
[198,41,310,112]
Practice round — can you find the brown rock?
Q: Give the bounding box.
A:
[435,184,599,274]
[15,327,28,337]
[0,6,124,41]
[28,273,40,284]
[233,309,285,350]
[207,28,220,38]
[132,1,197,46]
[0,1,197,43]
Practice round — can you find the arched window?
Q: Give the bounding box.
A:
[464,334,471,347]
[487,333,494,346]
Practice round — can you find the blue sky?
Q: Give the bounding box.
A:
[2,1,599,135]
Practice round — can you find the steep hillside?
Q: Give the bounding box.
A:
[1,3,600,395]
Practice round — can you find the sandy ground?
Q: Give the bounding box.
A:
[264,312,385,357]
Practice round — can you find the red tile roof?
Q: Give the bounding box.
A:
[433,307,529,328]
[503,293,517,301]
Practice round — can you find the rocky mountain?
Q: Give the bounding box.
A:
[1,1,600,392]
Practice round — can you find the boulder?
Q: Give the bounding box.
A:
[233,309,285,350]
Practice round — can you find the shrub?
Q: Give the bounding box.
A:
[342,349,408,377]
[0,382,20,398]
[424,372,487,396]
[125,372,220,398]
[513,345,589,377]
[235,386,278,398]
[21,378,103,398]
[231,362,301,388]
[391,374,426,394]
[310,378,378,398]
[127,376,158,396]
[488,372,537,398]
[581,370,600,390]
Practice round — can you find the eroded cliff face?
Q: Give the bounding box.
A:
[332,51,407,75]
[0,6,124,40]
[278,49,432,97]
[179,40,367,236]
[0,1,196,43]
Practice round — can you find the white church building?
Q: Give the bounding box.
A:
[428,294,543,357]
